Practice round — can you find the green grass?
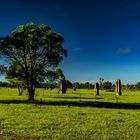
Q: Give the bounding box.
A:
[1,88,140,139]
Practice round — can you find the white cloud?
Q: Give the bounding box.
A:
[117,47,131,54]
[73,47,82,52]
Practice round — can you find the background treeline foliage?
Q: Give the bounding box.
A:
[0,80,140,91]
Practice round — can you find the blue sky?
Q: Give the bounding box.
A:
[1,0,140,84]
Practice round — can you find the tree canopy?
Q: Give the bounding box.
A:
[102,81,112,91]
[0,23,67,100]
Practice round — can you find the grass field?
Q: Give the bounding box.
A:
[1,88,140,140]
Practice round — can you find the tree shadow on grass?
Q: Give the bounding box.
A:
[52,96,104,100]
[0,99,140,109]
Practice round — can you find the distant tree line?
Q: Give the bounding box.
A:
[1,80,140,91]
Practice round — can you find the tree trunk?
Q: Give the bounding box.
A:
[25,74,36,101]
[18,84,24,96]
[27,86,35,101]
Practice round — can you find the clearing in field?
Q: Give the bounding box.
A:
[0,88,140,140]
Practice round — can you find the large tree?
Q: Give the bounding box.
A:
[0,23,67,100]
